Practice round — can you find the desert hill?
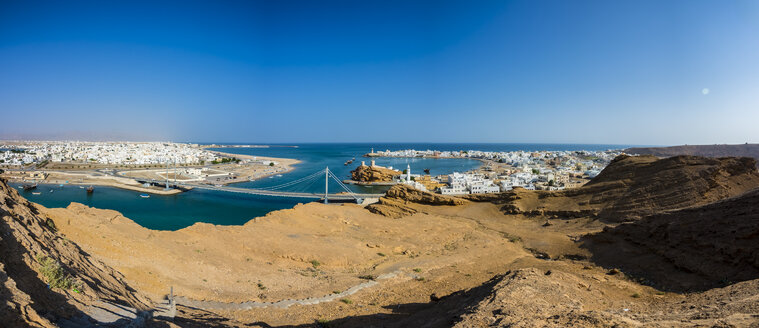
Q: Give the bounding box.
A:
[0,179,153,327]
[466,154,759,222]
[626,143,759,162]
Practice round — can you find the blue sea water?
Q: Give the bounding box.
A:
[16,143,628,230]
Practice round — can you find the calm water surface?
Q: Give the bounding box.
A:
[18,143,628,230]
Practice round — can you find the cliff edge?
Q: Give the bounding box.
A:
[0,179,152,327]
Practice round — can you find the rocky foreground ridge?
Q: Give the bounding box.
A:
[0,178,155,327]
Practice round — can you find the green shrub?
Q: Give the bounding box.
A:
[310,260,321,268]
[340,298,352,304]
[316,318,332,328]
[36,255,79,290]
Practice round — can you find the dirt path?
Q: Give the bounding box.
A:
[174,271,409,310]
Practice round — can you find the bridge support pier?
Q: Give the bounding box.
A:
[324,167,329,204]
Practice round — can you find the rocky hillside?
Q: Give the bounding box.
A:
[366,184,467,218]
[582,187,759,292]
[0,179,152,327]
[474,155,759,222]
[350,164,400,183]
[450,268,759,327]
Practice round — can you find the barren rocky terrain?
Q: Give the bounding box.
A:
[2,154,759,327]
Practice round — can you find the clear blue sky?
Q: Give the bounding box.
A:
[1,0,757,145]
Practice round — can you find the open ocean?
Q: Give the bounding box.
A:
[15,143,630,230]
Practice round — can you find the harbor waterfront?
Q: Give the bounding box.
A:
[9,143,629,230]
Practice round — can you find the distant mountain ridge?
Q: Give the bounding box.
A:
[626,143,759,162]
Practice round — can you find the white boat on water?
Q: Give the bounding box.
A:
[32,192,41,195]
[275,174,283,177]
[140,194,150,198]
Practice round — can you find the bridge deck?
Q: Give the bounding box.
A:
[177,183,384,200]
[132,169,386,201]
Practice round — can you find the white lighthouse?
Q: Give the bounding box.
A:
[406,164,411,183]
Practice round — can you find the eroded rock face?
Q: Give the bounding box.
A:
[367,184,467,218]
[350,164,401,182]
[582,188,759,292]
[491,155,759,222]
[0,179,151,326]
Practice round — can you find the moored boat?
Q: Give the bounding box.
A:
[86,186,94,193]
[140,194,150,198]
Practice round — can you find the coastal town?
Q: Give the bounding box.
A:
[2,141,623,197]
[354,148,622,194]
[0,141,219,166]
[0,141,297,194]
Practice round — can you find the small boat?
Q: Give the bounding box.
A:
[32,192,41,195]
[50,190,54,193]
[23,184,37,191]
[424,168,431,174]
[86,186,94,193]
[79,186,84,189]
[139,194,150,198]
[17,186,23,189]
[275,174,283,177]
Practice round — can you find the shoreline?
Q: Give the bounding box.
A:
[4,151,303,194]
[205,149,301,186]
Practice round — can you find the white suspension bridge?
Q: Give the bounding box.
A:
[134,167,385,204]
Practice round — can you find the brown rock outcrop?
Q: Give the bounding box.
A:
[367,184,467,218]
[0,179,151,326]
[350,164,401,182]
